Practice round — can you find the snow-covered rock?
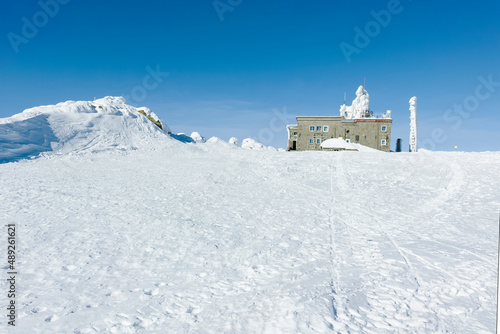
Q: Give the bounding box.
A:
[0,96,170,163]
[228,137,239,146]
[136,106,171,134]
[241,138,265,150]
[207,136,224,144]
[190,132,206,143]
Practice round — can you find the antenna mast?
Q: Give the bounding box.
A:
[409,97,418,152]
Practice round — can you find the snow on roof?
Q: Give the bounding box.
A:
[321,137,380,152]
[321,137,356,150]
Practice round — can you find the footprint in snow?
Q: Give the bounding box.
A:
[45,314,58,322]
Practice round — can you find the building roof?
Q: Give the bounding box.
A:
[295,116,391,122]
[296,116,342,119]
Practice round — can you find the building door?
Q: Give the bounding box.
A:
[292,141,296,150]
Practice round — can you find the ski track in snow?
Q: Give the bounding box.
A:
[328,153,429,332]
[325,152,497,333]
[0,147,499,333]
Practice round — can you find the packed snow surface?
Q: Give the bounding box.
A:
[1,144,498,333]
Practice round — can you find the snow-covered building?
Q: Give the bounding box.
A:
[287,85,392,152]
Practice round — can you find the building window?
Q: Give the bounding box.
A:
[323,126,329,132]
[346,139,350,143]
[316,138,321,144]
[309,138,314,144]
[293,132,298,136]
[381,125,387,132]
[316,125,322,131]
[309,126,315,132]
[355,135,360,142]
[381,139,387,146]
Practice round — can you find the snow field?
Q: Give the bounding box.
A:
[0,146,498,333]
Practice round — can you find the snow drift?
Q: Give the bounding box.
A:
[0,97,171,163]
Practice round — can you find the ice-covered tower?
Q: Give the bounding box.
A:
[340,85,371,119]
[409,96,417,152]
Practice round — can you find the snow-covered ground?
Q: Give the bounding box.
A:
[0,145,498,333]
[0,98,499,333]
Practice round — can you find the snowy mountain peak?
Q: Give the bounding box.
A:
[0,96,171,163]
[92,96,127,111]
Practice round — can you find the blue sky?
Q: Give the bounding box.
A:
[1,0,499,151]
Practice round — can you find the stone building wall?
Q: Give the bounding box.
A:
[287,116,392,152]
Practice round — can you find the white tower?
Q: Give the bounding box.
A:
[409,96,417,152]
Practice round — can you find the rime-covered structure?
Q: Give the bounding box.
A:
[409,96,417,152]
[340,85,372,119]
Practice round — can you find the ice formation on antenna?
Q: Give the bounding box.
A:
[340,85,372,119]
[409,96,417,152]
